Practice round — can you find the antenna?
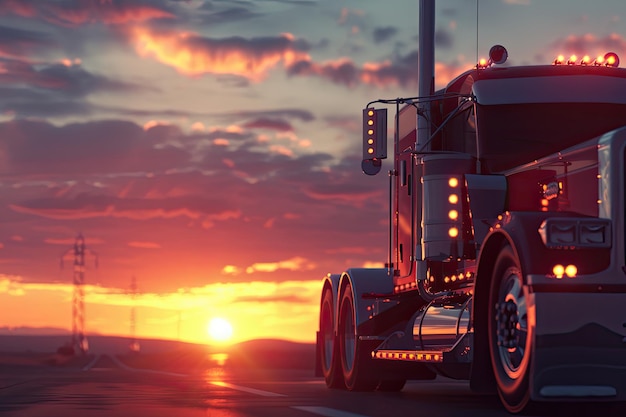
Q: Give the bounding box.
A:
[476,0,480,65]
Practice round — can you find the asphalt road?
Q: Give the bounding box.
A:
[1,353,624,417]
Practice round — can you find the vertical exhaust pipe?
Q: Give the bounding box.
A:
[417,0,435,151]
[416,0,435,283]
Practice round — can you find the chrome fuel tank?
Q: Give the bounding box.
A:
[413,295,471,350]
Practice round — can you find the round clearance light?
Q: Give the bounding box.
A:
[489,45,508,65]
[552,264,565,279]
[604,52,620,67]
[565,264,578,278]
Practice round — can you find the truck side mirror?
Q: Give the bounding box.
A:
[361,159,382,175]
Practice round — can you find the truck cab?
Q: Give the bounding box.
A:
[318,30,626,414]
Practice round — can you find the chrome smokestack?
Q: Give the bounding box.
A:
[417,0,435,151]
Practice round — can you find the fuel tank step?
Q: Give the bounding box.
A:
[372,332,473,364]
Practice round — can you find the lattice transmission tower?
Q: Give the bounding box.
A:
[62,234,97,355]
[129,275,140,353]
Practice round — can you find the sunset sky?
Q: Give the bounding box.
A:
[1,0,625,347]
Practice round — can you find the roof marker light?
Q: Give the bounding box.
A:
[567,55,577,65]
[604,52,620,67]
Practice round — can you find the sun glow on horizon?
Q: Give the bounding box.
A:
[207,317,234,344]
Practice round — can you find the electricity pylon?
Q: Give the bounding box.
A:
[129,275,140,353]
[62,234,97,355]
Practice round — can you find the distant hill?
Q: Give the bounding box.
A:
[0,333,200,354]
[0,326,70,336]
[0,333,316,370]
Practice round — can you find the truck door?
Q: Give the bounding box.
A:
[395,108,419,281]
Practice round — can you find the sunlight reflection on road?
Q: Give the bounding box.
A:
[204,352,230,382]
[210,353,229,367]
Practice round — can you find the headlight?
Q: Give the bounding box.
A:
[538,218,611,249]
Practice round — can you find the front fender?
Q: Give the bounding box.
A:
[470,210,608,391]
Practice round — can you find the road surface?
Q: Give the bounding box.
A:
[1,352,623,417]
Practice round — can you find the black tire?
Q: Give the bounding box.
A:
[377,379,406,392]
[338,284,379,391]
[488,245,533,414]
[320,286,344,388]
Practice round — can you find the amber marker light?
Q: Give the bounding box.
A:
[553,264,565,279]
[448,177,459,187]
[449,209,459,220]
[449,227,459,238]
[565,264,578,278]
[605,52,619,67]
[448,194,459,204]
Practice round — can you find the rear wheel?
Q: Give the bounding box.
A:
[488,245,532,414]
[320,286,343,388]
[339,284,379,391]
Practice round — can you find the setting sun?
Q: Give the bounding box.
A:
[207,317,234,343]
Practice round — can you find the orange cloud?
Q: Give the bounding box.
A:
[131,28,309,81]
[60,4,174,25]
[201,210,242,229]
[127,241,161,249]
[269,144,294,157]
[0,0,35,18]
[143,120,171,130]
[0,1,174,26]
[245,256,316,274]
[44,237,104,245]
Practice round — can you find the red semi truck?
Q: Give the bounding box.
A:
[316,0,626,413]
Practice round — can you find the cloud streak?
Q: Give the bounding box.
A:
[131,28,310,81]
[0,0,175,26]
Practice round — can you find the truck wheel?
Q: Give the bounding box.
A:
[320,286,344,388]
[488,245,532,414]
[339,284,379,391]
